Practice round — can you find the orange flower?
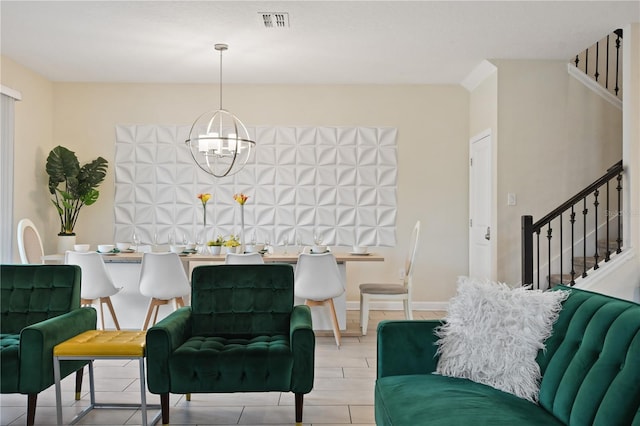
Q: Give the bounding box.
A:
[233,193,249,205]
[197,193,212,205]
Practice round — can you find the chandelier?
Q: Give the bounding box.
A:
[185,44,255,177]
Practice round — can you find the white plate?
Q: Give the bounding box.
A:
[349,252,371,256]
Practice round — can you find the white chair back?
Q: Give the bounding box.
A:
[225,252,265,264]
[65,251,121,300]
[17,218,44,264]
[294,252,344,301]
[138,252,191,299]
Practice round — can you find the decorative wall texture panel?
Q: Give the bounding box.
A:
[114,125,397,247]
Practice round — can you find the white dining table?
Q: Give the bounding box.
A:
[43,250,384,331]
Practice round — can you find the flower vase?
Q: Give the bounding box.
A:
[57,234,76,254]
[208,245,221,255]
[240,204,245,252]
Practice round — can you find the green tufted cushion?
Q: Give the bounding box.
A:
[537,286,640,426]
[0,334,20,392]
[376,374,565,426]
[169,335,293,393]
[190,264,294,338]
[1,265,81,334]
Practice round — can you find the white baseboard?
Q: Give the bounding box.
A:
[345,301,448,311]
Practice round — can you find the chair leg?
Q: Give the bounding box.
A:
[295,393,304,423]
[327,298,341,347]
[27,393,37,426]
[102,296,121,330]
[75,367,84,400]
[361,293,370,336]
[142,298,156,331]
[403,298,413,320]
[160,393,170,425]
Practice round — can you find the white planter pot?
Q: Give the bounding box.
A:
[57,234,77,254]
[208,245,221,255]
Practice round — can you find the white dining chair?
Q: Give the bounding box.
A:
[17,218,44,264]
[294,252,344,347]
[359,220,421,335]
[65,251,122,330]
[224,252,265,264]
[138,252,191,330]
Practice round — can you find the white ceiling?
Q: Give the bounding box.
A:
[1,1,638,85]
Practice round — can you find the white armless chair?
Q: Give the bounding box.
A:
[359,220,421,335]
[17,218,44,264]
[225,252,265,264]
[138,252,191,330]
[294,252,344,347]
[65,251,122,330]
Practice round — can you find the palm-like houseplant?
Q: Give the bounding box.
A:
[46,145,108,235]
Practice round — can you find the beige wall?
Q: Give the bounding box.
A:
[494,60,623,283]
[1,56,54,249]
[3,62,470,304]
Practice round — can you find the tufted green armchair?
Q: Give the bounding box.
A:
[0,264,97,425]
[146,264,315,425]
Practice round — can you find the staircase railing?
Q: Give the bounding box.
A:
[572,29,623,100]
[522,161,623,289]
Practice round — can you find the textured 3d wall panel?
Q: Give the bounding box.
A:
[114,125,397,247]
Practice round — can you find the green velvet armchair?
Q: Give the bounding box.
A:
[0,264,97,425]
[146,264,315,425]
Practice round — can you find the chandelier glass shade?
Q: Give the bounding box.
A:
[186,44,255,177]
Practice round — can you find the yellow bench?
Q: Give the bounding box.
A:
[53,330,161,425]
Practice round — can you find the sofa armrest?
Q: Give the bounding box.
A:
[145,307,192,394]
[377,320,442,379]
[19,307,97,394]
[289,305,315,393]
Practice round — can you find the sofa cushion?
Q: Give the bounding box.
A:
[375,373,564,426]
[435,277,569,402]
[0,334,20,392]
[169,334,293,393]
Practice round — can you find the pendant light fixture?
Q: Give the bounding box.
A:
[185,43,255,177]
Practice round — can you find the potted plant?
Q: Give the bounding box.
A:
[46,145,108,252]
[207,235,225,255]
[223,234,241,254]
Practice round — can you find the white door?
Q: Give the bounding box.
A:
[469,130,494,280]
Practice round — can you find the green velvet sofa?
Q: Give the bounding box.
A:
[375,286,640,425]
[146,264,315,425]
[0,264,97,425]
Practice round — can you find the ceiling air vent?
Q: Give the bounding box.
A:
[259,12,289,28]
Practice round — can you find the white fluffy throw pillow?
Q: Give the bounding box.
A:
[435,276,569,402]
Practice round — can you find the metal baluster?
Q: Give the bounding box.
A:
[559,213,563,284]
[606,34,610,90]
[614,29,622,96]
[616,172,623,253]
[585,47,589,76]
[536,229,541,290]
[582,198,588,278]
[570,207,576,285]
[594,41,600,81]
[605,180,611,262]
[547,224,553,288]
[593,189,600,270]
[574,54,580,68]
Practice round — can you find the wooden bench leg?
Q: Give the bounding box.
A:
[295,393,303,423]
[27,394,37,426]
[75,367,84,400]
[161,393,170,425]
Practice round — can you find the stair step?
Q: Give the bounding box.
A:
[548,274,577,287]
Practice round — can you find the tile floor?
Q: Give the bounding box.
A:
[1,310,445,426]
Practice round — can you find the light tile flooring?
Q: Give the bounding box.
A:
[1,310,445,426]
